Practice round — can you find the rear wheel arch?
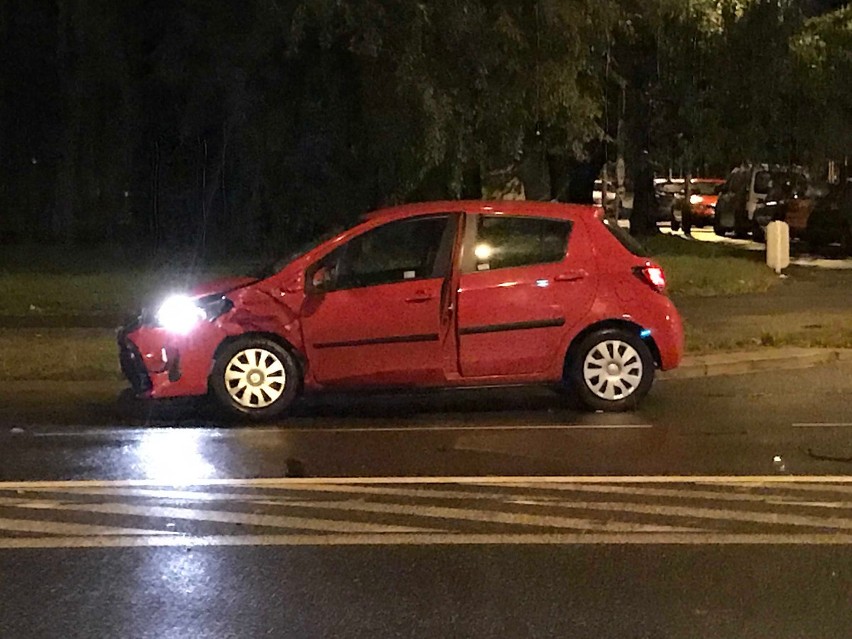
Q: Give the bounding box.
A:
[564,319,661,376]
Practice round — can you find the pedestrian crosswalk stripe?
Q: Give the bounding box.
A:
[2,479,852,548]
[3,497,440,535]
[1,532,852,549]
[0,515,175,537]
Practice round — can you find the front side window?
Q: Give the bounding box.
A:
[468,215,571,272]
[321,215,454,290]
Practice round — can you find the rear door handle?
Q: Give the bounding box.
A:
[554,269,588,282]
[405,291,434,303]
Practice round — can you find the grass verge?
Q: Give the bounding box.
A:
[0,329,120,381]
[642,235,780,296]
[684,311,852,353]
[0,244,258,318]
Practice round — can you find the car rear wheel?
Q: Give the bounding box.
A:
[713,215,728,237]
[210,337,300,421]
[566,328,655,412]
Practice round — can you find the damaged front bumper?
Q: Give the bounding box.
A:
[117,314,216,399]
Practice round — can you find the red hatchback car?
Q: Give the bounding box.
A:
[118,201,683,419]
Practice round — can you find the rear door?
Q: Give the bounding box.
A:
[455,213,595,378]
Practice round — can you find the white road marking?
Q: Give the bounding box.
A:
[5,486,700,533]
[696,481,852,497]
[16,481,852,511]
[0,497,441,535]
[0,532,851,549]
[278,498,701,534]
[492,482,852,510]
[0,515,175,537]
[792,422,852,428]
[2,475,852,489]
[26,423,655,438]
[508,499,852,531]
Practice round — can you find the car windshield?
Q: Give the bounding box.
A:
[253,223,357,278]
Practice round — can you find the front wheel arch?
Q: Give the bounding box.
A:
[208,333,305,420]
[211,331,305,390]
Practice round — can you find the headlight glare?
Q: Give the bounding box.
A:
[155,295,206,334]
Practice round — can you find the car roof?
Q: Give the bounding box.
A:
[362,200,600,223]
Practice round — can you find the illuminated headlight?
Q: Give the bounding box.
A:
[689,194,702,205]
[155,295,233,334]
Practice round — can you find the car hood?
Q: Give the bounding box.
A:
[190,276,257,298]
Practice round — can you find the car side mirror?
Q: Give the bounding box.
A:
[309,266,332,293]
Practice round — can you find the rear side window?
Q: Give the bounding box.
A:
[468,215,571,272]
[601,218,650,257]
[754,171,772,195]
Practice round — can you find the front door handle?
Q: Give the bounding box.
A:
[405,291,434,303]
[554,269,588,282]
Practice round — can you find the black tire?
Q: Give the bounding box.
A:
[210,337,301,421]
[565,328,655,412]
[671,219,680,232]
[840,224,852,259]
[752,220,766,243]
[713,215,728,237]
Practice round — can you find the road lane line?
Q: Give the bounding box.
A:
[0,516,175,537]
[276,499,701,533]
[16,482,852,513]
[520,499,852,531]
[694,481,852,497]
[491,482,852,510]
[4,476,852,489]
[4,498,444,535]
[792,422,852,428]
[25,423,655,438]
[1,489,700,534]
[0,532,851,549]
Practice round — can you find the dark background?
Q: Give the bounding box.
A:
[1,0,849,259]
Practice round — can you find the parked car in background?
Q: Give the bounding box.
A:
[803,179,852,257]
[715,165,810,239]
[654,178,682,226]
[119,201,683,420]
[656,178,724,231]
[684,178,725,228]
[753,174,820,241]
[593,179,634,218]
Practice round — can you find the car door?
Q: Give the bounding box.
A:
[455,213,595,379]
[300,214,459,387]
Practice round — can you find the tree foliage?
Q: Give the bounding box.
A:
[0,0,847,254]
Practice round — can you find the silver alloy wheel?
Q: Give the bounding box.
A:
[224,348,287,409]
[582,339,644,401]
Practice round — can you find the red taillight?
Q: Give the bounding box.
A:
[634,263,667,293]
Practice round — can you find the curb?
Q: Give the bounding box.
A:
[659,347,852,381]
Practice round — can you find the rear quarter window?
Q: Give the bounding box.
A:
[600,218,650,257]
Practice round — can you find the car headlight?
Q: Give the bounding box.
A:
[155,294,233,334]
[689,194,702,205]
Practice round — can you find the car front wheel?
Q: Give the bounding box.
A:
[567,328,655,412]
[210,337,301,421]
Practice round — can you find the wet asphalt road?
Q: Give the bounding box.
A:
[0,362,850,638]
[1,360,851,480]
[1,544,850,639]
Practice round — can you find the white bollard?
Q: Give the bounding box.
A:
[765,220,790,274]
